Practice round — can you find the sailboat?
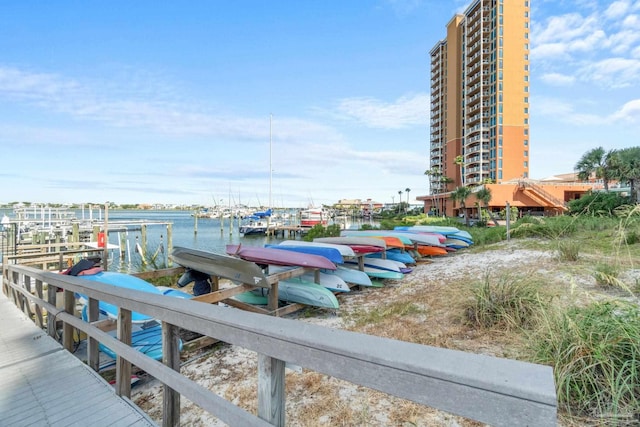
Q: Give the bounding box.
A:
[240,115,274,236]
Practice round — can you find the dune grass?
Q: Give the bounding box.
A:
[530,301,640,424]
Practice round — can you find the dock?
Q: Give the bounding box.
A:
[0,291,156,427]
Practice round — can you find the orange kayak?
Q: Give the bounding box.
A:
[411,245,448,256]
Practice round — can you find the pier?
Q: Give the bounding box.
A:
[1,255,558,426]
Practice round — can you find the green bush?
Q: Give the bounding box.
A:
[556,240,580,261]
[568,192,631,216]
[465,271,545,330]
[531,301,640,421]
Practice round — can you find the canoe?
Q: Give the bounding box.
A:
[77,275,185,361]
[314,236,387,249]
[77,271,162,322]
[348,245,386,254]
[320,266,374,287]
[264,244,344,265]
[171,246,269,287]
[413,245,449,256]
[343,264,404,280]
[157,286,194,299]
[277,240,356,258]
[340,231,413,245]
[366,249,416,265]
[234,278,340,309]
[342,230,444,247]
[394,225,462,236]
[345,257,406,273]
[226,244,336,270]
[269,265,350,292]
[445,238,470,248]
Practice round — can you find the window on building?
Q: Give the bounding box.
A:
[524,161,528,167]
[524,118,528,124]
[524,150,528,157]
[524,96,529,103]
[524,139,529,145]
[524,107,529,114]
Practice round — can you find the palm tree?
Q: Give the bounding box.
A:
[440,176,454,216]
[405,188,411,213]
[397,190,403,214]
[475,186,498,226]
[454,155,465,186]
[451,186,472,225]
[575,146,615,191]
[613,146,640,203]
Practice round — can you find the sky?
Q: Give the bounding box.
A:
[1,0,639,208]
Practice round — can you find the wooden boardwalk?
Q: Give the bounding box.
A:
[0,292,156,427]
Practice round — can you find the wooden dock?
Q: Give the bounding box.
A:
[0,292,156,427]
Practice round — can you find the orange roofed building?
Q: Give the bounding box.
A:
[417,178,594,218]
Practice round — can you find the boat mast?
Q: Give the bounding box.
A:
[268,114,273,230]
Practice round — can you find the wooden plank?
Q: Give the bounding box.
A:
[163,322,181,427]
[192,283,257,304]
[258,354,285,426]
[34,278,44,328]
[221,298,271,315]
[63,289,74,352]
[87,297,100,372]
[116,307,132,398]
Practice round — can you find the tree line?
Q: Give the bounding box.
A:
[575,146,640,203]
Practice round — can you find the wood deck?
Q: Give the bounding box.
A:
[0,292,156,427]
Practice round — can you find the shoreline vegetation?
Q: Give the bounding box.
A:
[130,203,640,426]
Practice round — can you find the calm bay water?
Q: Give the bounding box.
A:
[1,209,374,272]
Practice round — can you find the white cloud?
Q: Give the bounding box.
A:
[609,99,640,123]
[605,0,631,20]
[0,66,342,144]
[621,14,640,29]
[533,13,597,44]
[531,42,569,60]
[580,57,640,88]
[540,73,575,85]
[335,93,430,129]
[533,96,605,125]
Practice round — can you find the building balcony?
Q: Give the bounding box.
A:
[465,133,490,145]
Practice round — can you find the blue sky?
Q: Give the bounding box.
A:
[1,0,639,208]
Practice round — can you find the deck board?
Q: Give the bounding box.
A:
[0,292,156,427]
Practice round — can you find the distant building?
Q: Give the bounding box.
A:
[428,0,530,190]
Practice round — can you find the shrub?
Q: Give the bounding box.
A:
[592,263,623,288]
[531,301,640,422]
[568,192,632,216]
[556,240,580,261]
[465,271,545,330]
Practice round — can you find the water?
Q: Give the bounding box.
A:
[1,209,375,273]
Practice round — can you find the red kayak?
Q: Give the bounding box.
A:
[347,245,386,254]
[226,244,336,270]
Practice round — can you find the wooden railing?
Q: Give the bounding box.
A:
[2,264,557,427]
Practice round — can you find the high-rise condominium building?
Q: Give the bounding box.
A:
[428,0,530,194]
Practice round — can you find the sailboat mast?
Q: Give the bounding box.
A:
[269,113,272,210]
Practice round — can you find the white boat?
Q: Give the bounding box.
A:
[300,207,328,227]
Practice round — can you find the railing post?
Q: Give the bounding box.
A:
[258,354,285,426]
[34,278,44,328]
[87,297,100,372]
[63,289,75,351]
[22,274,35,319]
[116,307,132,398]
[162,322,181,427]
[46,282,58,338]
